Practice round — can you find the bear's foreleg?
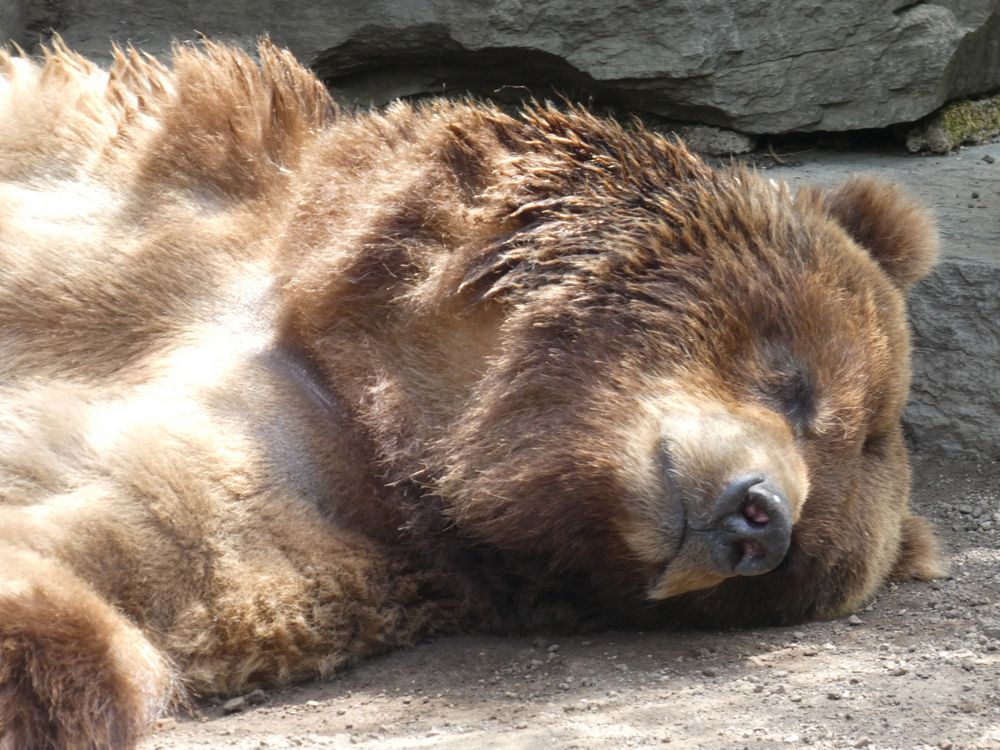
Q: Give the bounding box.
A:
[0,550,176,750]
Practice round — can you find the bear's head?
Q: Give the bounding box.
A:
[282,102,942,625]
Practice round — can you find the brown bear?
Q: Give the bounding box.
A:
[0,40,942,749]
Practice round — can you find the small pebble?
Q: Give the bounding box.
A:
[221,696,246,714]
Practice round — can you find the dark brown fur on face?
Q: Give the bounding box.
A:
[0,41,942,748]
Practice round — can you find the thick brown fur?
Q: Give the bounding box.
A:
[0,40,943,748]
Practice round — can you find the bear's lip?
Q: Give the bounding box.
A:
[660,451,690,560]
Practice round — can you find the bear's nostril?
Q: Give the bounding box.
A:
[741,499,771,526]
[739,538,766,560]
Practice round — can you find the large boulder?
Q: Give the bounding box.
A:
[4,0,1000,134]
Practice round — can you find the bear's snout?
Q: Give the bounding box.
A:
[703,475,792,576]
[635,396,810,599]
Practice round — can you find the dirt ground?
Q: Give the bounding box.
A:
[141,144,1000,750]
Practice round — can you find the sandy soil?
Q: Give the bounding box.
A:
[141,144,1000,750]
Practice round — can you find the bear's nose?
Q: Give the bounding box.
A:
[705,475,792,576]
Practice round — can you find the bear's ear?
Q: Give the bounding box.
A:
[823,177,937,291]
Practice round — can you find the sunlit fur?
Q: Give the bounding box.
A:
[0,40,942,749]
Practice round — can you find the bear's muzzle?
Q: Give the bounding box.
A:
[698,475,792,576]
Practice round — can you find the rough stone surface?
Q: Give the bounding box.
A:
[908,260,1000,459]
[665,124,757,156]
[4,0,1000,134]
[0,2,24,46]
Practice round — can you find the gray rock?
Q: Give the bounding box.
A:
[3,0,1000,134]
[0,0,25,47]
[667,124,757,156]
[906,260,1000,461]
